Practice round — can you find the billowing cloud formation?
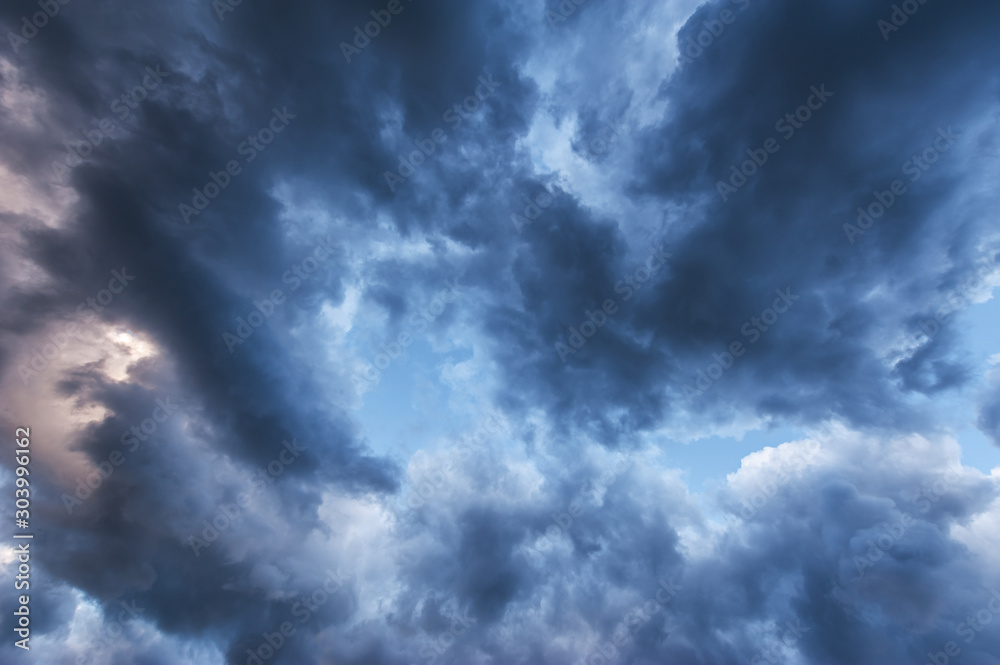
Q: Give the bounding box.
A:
[0,0,998,663]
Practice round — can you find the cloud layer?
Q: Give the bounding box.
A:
[1,0,999,663]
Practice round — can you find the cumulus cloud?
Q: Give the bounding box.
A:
[1,0,998,663]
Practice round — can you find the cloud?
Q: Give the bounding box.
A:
[0,0,998,662]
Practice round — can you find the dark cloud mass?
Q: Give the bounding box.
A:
[0,0,999,663]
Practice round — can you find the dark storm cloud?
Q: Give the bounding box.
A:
[1,0,998,664]
[978,386,1000,447]
[0,0,542,659]
[386,433,1000,665]
[0,0,408,657]
[468,0,1000,438]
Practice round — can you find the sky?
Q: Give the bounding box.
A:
[1,0,999,664]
